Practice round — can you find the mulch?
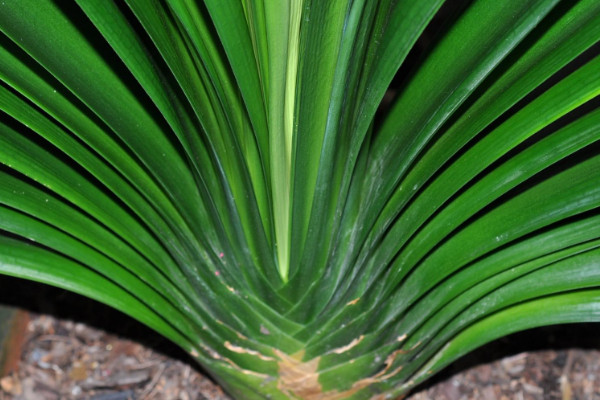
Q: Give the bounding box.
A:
[407,340,600,400]
[0,314,230,400]
[0,278,599,399]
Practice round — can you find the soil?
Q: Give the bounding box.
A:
[0,277,599,400]
[407,326,600,400]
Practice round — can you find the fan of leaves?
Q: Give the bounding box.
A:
[0,1,599,399]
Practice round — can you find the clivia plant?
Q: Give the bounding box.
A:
[1,0,599,398]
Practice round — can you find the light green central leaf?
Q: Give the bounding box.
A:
[266,0,304,282]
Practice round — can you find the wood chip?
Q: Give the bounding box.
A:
[69,361,88,381]
[0,375,22,395]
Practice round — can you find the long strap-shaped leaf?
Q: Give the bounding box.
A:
[283,0,445,320]
[341,1,600,301]
[290,0,576,328]
[0,1,205,235]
